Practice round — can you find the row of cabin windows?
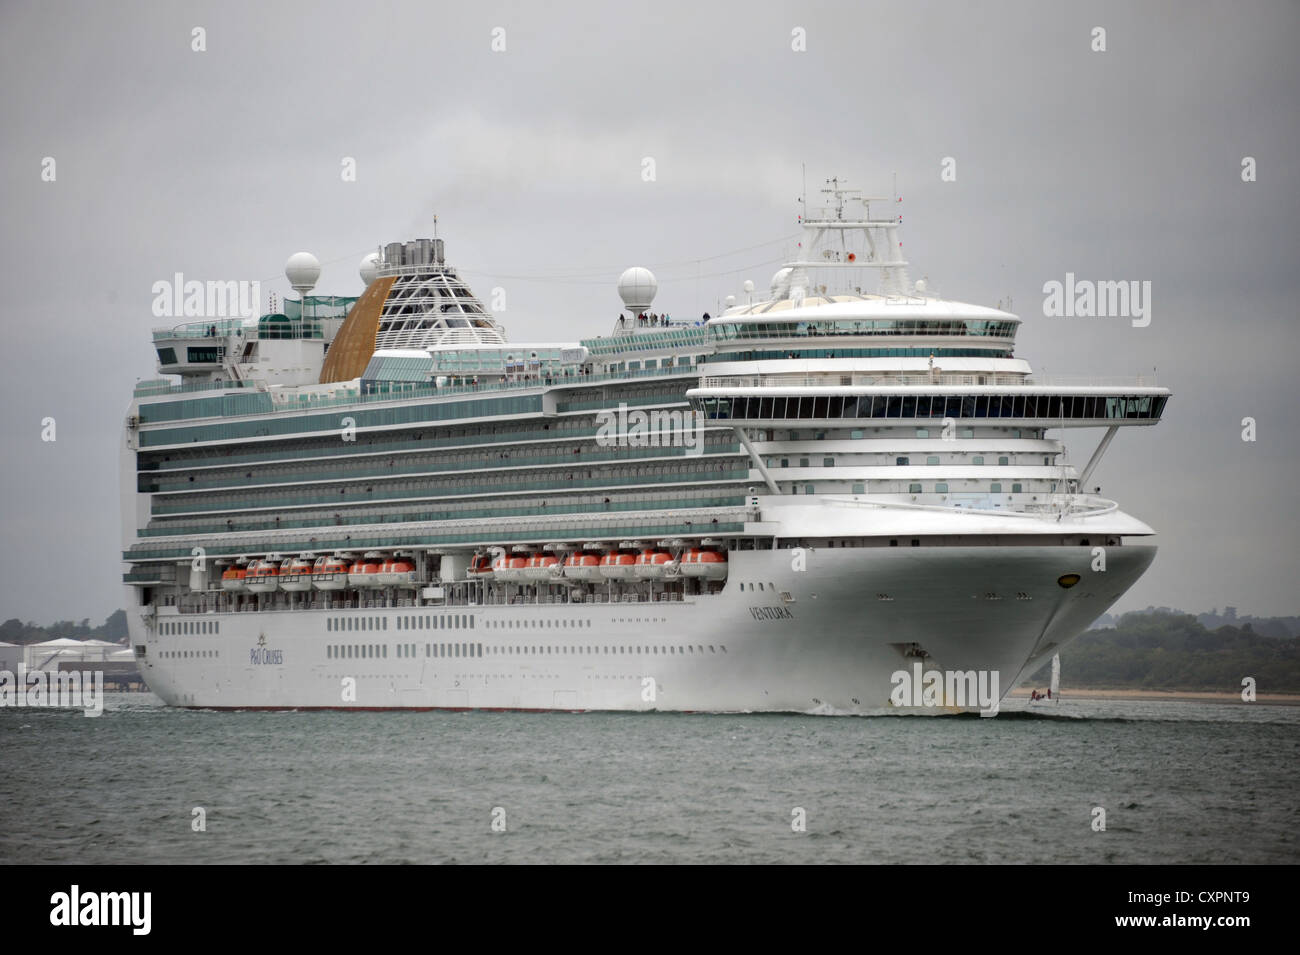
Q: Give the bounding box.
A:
[159,649,218,658]
[162,620,220,635]
[393,614,474,631]
[772,455,1027,468]
[327,642,482,660]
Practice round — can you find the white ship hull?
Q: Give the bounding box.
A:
[131,544,1155,713]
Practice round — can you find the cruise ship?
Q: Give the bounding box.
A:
[122,179,1170,712]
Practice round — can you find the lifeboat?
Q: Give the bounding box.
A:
[280,554,315,592]
[524,552,562,581]
[563,550,602,581]
[376,555,417,588]
[244,556,281,594]
[468,553,494,578]
[311,554,350,591]
[494,550,531,583]
[680,545,728,580]
[220,561,248,593]
[348,553,384,589]
[599,544,639,580]
[634,548,677,580]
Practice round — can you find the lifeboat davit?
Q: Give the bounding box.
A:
[220,564,248,593]
[680,546,728,580]
[245,557,281,594]
[634,548,677,580]
[599,547,638,580]
[524,553,562,581]
[376,556,417,588]
[280,555,315,592]
[348,555,384,589]
[563,551,602,581]
[311,554,350,591]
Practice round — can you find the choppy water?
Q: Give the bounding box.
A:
[1,693,1296,864]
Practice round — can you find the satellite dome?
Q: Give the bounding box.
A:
[724,295,736,308]
[285,251,321,294]
[771,267,793,288]
[915,278,928,295]
[359,252,381,286]
[617,267,657,315]
[742,279,755,293]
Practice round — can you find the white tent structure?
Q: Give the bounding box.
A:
[25,638,123,670]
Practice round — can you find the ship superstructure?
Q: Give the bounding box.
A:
[122,180,1169,712]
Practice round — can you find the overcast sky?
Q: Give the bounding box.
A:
[1,0,1297,624]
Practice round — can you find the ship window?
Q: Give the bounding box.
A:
[915,428,929,438]
[973,456,984,465]
[805,484,814,494]
[909,483,922,493]
[852,483,864,494]
[1012,483,1023,493]
[961,429,974,438]
[823,457,834,467]
[890,539,898,546]
[780,458,789,468]
[927,456,939,465]
[935,483,948,493]
[999,456,1009,465]
[799,457,810,467]
[990,483,1002,493]
[911,539,920,547]
[896,457,909,466]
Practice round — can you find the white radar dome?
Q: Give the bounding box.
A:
[724,295,736,308]
[915,279,927,294]
[742,279,755,293]
[617,267,658,315]
[285,251,321,293]
[359,252,381,286]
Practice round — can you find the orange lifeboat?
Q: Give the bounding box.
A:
[280,554,315,592]
[680,545,728,580]
[634,548,676,580]
[376,556,417,588]
[348,554,384,589]
[220,564,248,593]
[525,552,561,581]
[599,544,639,580]
[312,554,350,591]
[563,551,602,581]
[494,550,531,583]
[468,553,494,578]
[245,557,282,594]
